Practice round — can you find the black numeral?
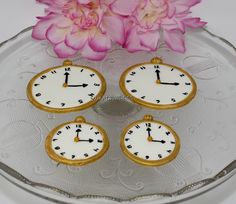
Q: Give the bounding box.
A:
[78,99,83,104]
[36,93,41,97]
[128,130,133,135]
[127,145,132,149]
[130,72,136,76]
[131,89,137,93]
[94,83,100,86]
[57,131,62,135]
[154,65,159,69]
[140,66,146,70]
[40,75,47,80]
[180,74,185,77]
[146,123,151,127]
[65,126,71,130]
[51,70,57,74]
[126,80,131,83]
[90,74,95,77]
[65,67,71,71]
[84,153,89,157]
[135,125,140,129]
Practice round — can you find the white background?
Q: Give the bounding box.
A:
[0,0,236,203]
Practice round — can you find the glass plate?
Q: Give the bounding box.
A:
[0,27,235,204]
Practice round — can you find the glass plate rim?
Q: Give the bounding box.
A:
[0,26,236,204]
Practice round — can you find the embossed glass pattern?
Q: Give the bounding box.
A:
[0,27,235,203]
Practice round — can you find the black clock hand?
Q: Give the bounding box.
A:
[68,83,88,88]
[79,139,94,143]
[74,128,81,142]
[146,127,154,141]
[155,69,161,83]
[64,72,70,85]
[146,127,152,137]
[151,139,166,144]
[160,82,179,86]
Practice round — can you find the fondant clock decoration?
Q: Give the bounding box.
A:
[119,57,197,110]
[27,60,106,113]
[120,115,180,167]
[45,116,109,166]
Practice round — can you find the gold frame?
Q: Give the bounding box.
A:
[27,60,106,113]
[119,57,197,110]
[45,116,109,166]
[120,115,180,167]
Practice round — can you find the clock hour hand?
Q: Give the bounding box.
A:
[160,82,179,86]
[68,83,88,88]
[79,139,94,143]
[151,139,166,144]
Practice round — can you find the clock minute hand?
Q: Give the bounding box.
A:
[160,82,179,86]
[155,69,161,83]
[151,139,166,144]
[68,84,88,88]
[64,72,70,84]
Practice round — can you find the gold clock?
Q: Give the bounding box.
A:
[27,60,106,113]
[120,57,197,110]
[120,115,180,167]
[45,116,109,166]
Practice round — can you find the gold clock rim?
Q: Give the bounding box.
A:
[27,63,107,113]
[119,61,197,110]
[120,117,180,167]
[45,120,109,166]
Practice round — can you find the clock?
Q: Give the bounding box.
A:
[45,116,109,166]
[119,57,197,109]
[27,60,106,113]
[120,115,180,166]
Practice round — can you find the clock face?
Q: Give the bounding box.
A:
[27,61,106,113]
[120,116,180,166]
[45,117,109,166]
[120,60,197,109]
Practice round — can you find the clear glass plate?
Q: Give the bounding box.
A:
[0,27,235,204]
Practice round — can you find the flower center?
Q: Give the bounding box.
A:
[135,0,168,29]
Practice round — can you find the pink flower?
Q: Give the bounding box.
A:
[32,0,206,60]
[111,0,206,53]
[32,0,125,60]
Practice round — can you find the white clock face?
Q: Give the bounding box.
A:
[28,64,106,112]
[121,119,180,166]
[120,63,196,109]
[46,121,109,165]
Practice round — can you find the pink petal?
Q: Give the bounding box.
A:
[54,42,78,58]
[182,18,207,28]
[139,31,160,51]
[65,31,88,50]
[46,25,70,44]
[77,0,92,4]
[179,0,201,7]
[89,30,112,52]
[32,14,72,40]
[111,0,139,16]
[164,29,186,53]
[101,14,125,45]
[125,27,150,52]
[81,43,107,61]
